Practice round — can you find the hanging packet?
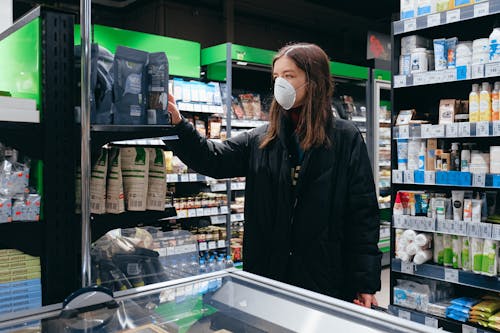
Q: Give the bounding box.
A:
[106,148,125,214]
[90,149,108,214]
[146,148,167,211]
[113,46,148,125]
[121,147,149,211]
[147,52,170,125]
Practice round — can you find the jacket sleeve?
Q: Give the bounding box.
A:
[343,130,382,295]
[165,119,251,179]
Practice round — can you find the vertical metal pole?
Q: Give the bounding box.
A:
[225,43,232,256]
[80,0,92,287]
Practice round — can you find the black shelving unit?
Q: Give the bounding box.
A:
[390,2,500,332]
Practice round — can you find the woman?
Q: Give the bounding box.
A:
[167,43,381,307]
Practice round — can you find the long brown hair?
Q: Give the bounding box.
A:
[260,43,334,150]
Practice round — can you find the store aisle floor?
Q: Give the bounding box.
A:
[375,267,390,308]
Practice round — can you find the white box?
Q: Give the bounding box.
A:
[0,108,39,123]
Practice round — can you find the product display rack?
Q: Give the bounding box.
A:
[390,2,500,332]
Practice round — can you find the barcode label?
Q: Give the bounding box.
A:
[129,200,143,209]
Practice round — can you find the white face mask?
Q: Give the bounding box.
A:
[274,77,297,110]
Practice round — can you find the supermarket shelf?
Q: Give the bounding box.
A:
[211,182,246,192]
[110,137,179,146]
[0,221,42,257]
[392,170,500,189]
[392,258,500,293]
[166,173,215,183]
[231,213,245,222]
[0,122,42,159]
[90,125,176,148]
[198,239,227,251]
[169,206,229,220]
[393,121,500,140]
[393,62,500,89]
[91,207,177,242]
[177,102,224,115]
[393,0,499,35]
[222,119,268,128]
[389,305,494,333]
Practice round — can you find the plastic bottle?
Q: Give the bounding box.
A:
[199,258,207,274]
[480,82,492,122]
[418,141,426,171]
[489,27,500,62]
[450,142,460,171]
[493,81,500,121]
[170,260,178,280]
[180,259,189,277]
[226,255,234,268]
[461,143,472,172]
[469,83,480,122]
[216,256,225,271]
[411,48,428,74]
[189,256,199,276]
[208,257,215,272]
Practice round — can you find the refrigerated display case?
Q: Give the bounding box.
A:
[0,270,441,333]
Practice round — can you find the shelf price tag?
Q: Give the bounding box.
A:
[485,62,500,78]
[403,170,414,184]
[456,66,468,80]
[468,223,481,238]
[413,73,426,86]
[208,241,216,250]
[177,210,188,218]
[401,261,414,275]
[446,9,460,24]
[433,124,446,138]
[393,215,403,228]
[476,121,490,136]
[445,268,459,283]
[425,316,438,328]
[421,124,433,138]
[472,173,486,187]
[188,209,197,217]
[474,2,489,17]
[394,75,407,88]
[393,170,404,184]
[427,13,441,27]
[220,206,229,214]
[399,125,410,139]
[424,171,435,185]
[217,240,226,248]
[445,68,457,82]
[459,122,471,137]
[481,222,493,239]
[403,18,417,32]
[446,123,459,137]
[198,242,208,251]
[471,64,485,79]
[166,174,178,183]
[180,174,190,182]
[492,121,500,136]
[201,104,209,113]
[462,324,478,333]
[398,309,411,321]
[189,173,198,182]
[196,208,204,216]
[492,225,500,241]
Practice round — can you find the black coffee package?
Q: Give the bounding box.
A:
[147,52,170,125]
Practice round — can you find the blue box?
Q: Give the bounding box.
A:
[447,171,459,185]
[414,170,425,183]
[487,174,500,188]
[436,171,449,185]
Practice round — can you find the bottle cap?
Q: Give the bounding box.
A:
[482,82,490,91]
[495,82,500,90]
[452,143,460,151]
[472,83,479,91]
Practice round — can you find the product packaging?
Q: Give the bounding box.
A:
[486,191,498,217]
[397,139,409,170]
[446,37,458,68]
[462,237,471,271]
[436,0,449,11]
[433,39,448,71]
[90,149,108,214]
[113,46,149,125]
[481,239,498,276]
[490,27,500,62]
[472,199,482,223]
[106,148,125,214]
[434,233,444,264]
[439,99,458,124]
[435,198,446,222]
[443,234,453,267]
[426,139,437,171]
[147,52,170,125]
[464,199,473,222]
[399,55,411,75]
[414,250,432,265]
[121,147,149,211]
[452,235,462,269]
[472,237,485,274]
[417,0,434,15]
[408,139,422,171]
[452,191,464,221]
[147,148,167,211]
[411,48,428,73]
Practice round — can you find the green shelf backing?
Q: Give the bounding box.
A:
[374,69,391,81]
[330,61,368,80]
[0,18,41,109]
[75,24,200,78]
[380,100,391,110]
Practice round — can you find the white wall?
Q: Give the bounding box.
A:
[0,0,13,33]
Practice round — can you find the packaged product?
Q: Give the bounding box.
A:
[25,194,41,221]
[0,197,11,223]
[121,147,149,211]
[433,39,448,71]
[472,237,485,274]
[90,149,108,214]
[400,0,416,19]
[469,317,489,327]
[147,148,167,211]
[113,46,148,125]
[452,191,464,221]
[472,199,482,223]
[414,249,432,265]
[147,52,170,125]
[462,237,471,271]
[443,234,453,267]
[434,233,444,264]
[195,118,206,137]
[397,139,409,170]
[208,117,222,139]
[106,148,125,214]
[446,37,458,68]
[451,297,481,309]
[481,239,498,276]
[439,99,458,124]
[452,235,462,269]
[472,300,500,314]
[469,310,491,319]
[393,279,431,311]
[435,0,449,11]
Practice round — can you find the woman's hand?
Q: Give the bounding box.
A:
[353,293,378,308]
[167,93,182,125]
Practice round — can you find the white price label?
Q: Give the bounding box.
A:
[399,310,411,321]
[481,222,493,239]
[427,71,438,84]
[474,2,489,17]
[421,124,433,138]
[445,268,459,283]
[472,173,486,187]
[189,173,198,182]
[210,207,219,215]
[437,220,445,232]
[394,75,407,88]
[193,103,202,112]
[427,13,441,27]
[462,324,478,333]
[211,183,225,192]
[493,121,500,136]
[393,215,404,228]
[485,62,500,78]
[403,18,417,32]
[433,124,446,138]
[471,64,485,79]
[424,171,435,184]
[217,240,226,248]
[166,174,178,182]
[203,208,211,216]
[220,206,229,214]
[468,223,481,237]
[211,215,225,224]
[459,122,471,137]
[413,73,426,86]
[393,170,404,184]
[425,217,436,232]
[446,9,460,23]
[199,242,208,251]
[399,125,410,139]
[196,208,204,216]
[445,220,454,233]
[180,174,189,182]
[492,225,500,241]
[446,123,458,137]
[188,208,197,217]
[208,241,216,250]
[201,104,209,113]
[476,121,490,136]
[425,316,438,328]
[457,222,468,236]
[177,210,188,218]
[401,261,414,274]
[404,170,414,184]
[445,68,457,82]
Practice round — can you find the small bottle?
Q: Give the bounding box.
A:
[435,152,442,171]
[190,256,199,276]
[208,257,215,272]
[493,81,500,121]
[418,142,426,171]
[225,255,234,268]
[469,83,480,122]
[199,258,207,274]
[441,153,450,171]
[450,143,460,171]
[479,82,492,121]
[461,144,472,172]
[216,256,224,271]
[489,27,500,62]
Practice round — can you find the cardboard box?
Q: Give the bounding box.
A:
[426,139,437,171]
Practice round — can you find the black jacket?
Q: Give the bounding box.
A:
[168,115,382,300]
